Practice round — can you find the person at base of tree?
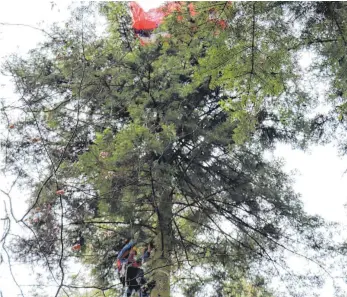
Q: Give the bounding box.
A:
[116,240,155,297]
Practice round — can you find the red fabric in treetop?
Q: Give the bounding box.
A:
[129,1,184,31]
[129,1,230,44]
[130,2,165,30]
[188,3,197,16]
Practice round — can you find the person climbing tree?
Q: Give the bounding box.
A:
[116,239,155,297]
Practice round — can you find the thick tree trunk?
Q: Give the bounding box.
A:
[149,190,173,297]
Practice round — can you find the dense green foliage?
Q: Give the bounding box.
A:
[1,2,347,297]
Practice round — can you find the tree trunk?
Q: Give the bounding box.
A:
[149,190,173,297]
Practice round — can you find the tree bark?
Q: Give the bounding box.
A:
[149,189,173,297]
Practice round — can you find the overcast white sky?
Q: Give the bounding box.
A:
[1,1,347,297]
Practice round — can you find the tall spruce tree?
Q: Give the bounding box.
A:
[0,2,346,297]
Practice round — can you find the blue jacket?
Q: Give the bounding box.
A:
[117,240,151,265]
[117,240,136,262]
